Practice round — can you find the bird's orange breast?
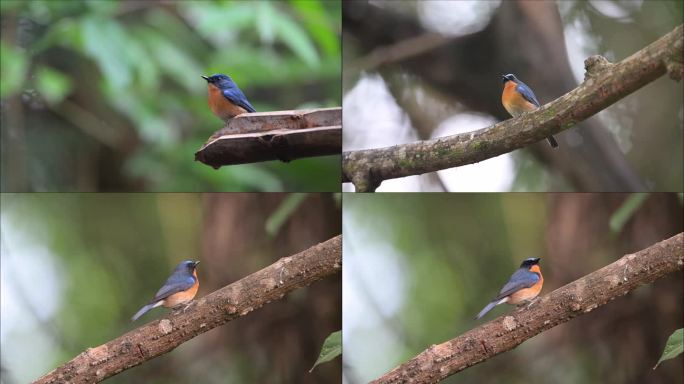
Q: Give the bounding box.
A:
[508,265,543,304]
[162,270,199,308]
[207,84,249,122]
[502,81,537,117]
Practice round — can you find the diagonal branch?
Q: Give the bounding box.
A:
[342,24,683,192]
[370,232,683,384]
[33,235,342,384]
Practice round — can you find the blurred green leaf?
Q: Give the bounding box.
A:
[81,17,133,89]
[610,193,648,233]
[653,328,683,369]
[256,1,277,44]
[309,330,341,373]
[273,13,319,67]
[35,66,72,105]
[290,0,340,57]
[266,193,307,237]
[181,2,255,43]
[0,42,28,97]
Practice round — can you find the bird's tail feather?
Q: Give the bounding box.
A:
[475,297,508,319]
[547,136,559,148]
[131,301,161,321]
[476,302,497,319]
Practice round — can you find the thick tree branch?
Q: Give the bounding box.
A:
[343,24,683,192]
[196,108,341,167]
[371,232,683,384]
[33,235,342,384]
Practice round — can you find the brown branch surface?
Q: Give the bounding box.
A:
[370,232,683,384]
[196,107,341,167]
[33,235,342,384]
[342,24,683,192]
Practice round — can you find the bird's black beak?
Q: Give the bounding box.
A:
[202,75,210,82]
[194,261,201,267]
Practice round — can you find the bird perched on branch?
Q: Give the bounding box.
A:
[132,260,200,321]
[501,74,558,148]
[476,257,543,319]
[202,74,256,122]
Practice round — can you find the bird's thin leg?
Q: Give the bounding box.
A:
[525,297,540,309]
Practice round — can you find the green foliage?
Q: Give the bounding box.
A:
[609,193,648,233]
[35,66,72,105]
[1,0,341,191]
[310,330,342,372]
[0,42,27,97]
[266,193,307,237]
[654,328,683,369]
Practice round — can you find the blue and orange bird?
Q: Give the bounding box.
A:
[131,260,200,321]
[501,74,558,148]
[202,74,256,122]
[476,257,543,319]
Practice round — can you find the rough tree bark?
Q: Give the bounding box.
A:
[370,232,683,384]
[342,24,683,192]
[33,235,342,384]
[195,108,341,167]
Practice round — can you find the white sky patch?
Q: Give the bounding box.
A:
[1,213,64,383]
[418,0,501,36]
[343,207,408,382]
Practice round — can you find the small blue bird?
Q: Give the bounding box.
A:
[501,74,558,148]
[132,260,200,321]
[476,258,544,319]
[202,74,256,122]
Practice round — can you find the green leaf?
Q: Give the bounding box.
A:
[256,1,277,44]
[309,330,341,373]
[265,193,307,237]
[35,66,72,105]
[609,193,648,234]
[0,42,28,97]
[654,328,683,369]
[273,13,319,67]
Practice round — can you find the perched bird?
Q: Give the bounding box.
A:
[202,74,256,122]
[501,74,558,148]
[476,257,543,319]
[131,260,200,321]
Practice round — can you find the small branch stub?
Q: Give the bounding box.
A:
[196,107,341,167]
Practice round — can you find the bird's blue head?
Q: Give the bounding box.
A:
[519,257,541,268]
[175,260,200,274]
[502,73,519,84]
[202,74,235,88]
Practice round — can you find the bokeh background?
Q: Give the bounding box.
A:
[1,0,341,192]
[0,193,342,383]
[343,193,683,384]
[342,0,683,192]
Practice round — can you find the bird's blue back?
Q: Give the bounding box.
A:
[494,267,540,301]
[151,267,196,302]
[515,81,541,108]
[220,82,256,113]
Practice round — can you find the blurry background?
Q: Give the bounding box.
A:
[0,193,341,383]
[1,0,341,191]
[343,0,683,192]
[342,193,683,384]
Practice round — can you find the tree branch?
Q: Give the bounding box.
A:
[33,235,342,384]
[342,24,683,192]
[196,108,341,167]
[370,232,683,384]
